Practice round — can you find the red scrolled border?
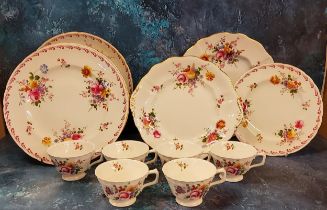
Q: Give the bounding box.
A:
[3,44,129,164]
[235,63,323,156]
[41,32,133,94]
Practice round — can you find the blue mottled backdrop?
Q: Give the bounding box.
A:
[0,0,326,96]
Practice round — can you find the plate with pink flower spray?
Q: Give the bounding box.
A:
[184,32,274,84]
[131,56,242,149]
[234,63,323,156]
[3,43,129,164]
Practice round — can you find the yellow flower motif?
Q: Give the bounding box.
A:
[42,137,52,146]
[286,129,297,140]
[29,80,38,89]
[205,71,215,81]
[81,65,92,78]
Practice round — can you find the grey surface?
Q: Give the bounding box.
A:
[0,133,326,210]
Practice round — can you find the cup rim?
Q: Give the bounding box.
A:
[47,140,95,159]
[162,158,216,183]
[209,141,257,159]
[102,140,149,159]
[157,140,203,159]
[95,159,149,183]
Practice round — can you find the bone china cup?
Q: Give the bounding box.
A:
[95,159,159,207]
[157,140,207,164]
[47,140,103,181]
[209,141,266,182]
[102,140,157,164]
[162,158,226,207]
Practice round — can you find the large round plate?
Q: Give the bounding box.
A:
[3,43,129,164]
[184,32,274,84]
[39,32,133,95]
[131,56,242,149]
[235,63,323,156]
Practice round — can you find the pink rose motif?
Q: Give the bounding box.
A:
[91,84,104,95]
[60,166,72,174]
[190,189,203,199]
[71,133,81,140]
[207,132,218,143]
[118,191,132,200]
[28,89,41,101]
[226,166,239,175]
[216,50,224,59]
[153,130,161,138]
[295,120,304,129]
[177,73,187,83]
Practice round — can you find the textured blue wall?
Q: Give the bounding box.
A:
[0,0,326,96]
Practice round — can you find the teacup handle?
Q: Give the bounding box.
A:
[142,169,159,190]
[89,154,104,168]
[144,149,158,165]
[209,168,226,187]
[248,153,266,169]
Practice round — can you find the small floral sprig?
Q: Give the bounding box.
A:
[57,58,71,68]
[99,122,111,131]
[121,142,130,151]
[18,72,53,107]
[249,83,258,91]
[53,120,86,143]
[177,161,188,171]
[302,100,311,110]
[113,162,123,172]
[140,108,161,138]
[201,120,227,144]
[224,142,235,151]
[256,134,263,143]
[217,95,224,109]
[80,67,118,111]
[74,143,83,151]
[275,120,304,146]
[270,72,302,96]
[201,37,244,69]
[169,63,214,95]
[174,142,184,151]
[240,98,253,118]
[26,121,34,135]
[151,84,163,92]
[42,137,52,146]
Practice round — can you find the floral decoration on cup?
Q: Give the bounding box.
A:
[174,183,210,200]
[104,182,142,201]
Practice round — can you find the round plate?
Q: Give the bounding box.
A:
[131,56,242,149]
[38,31,133,95]
[3,43,129,164]
[184,32,273,84]
[235,63,323,156]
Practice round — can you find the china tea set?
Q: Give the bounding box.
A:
[3,31,323,207]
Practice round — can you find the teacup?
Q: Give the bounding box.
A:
[162,158,226,207]
[102,140,157,164]
[95,159,159,207]
[156,140,208,164]
[47,140,103,181]
[209,141,266,182]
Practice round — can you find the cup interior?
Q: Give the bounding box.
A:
[210,141,257,159]
[162,158,216,182]
[157,140,202,158]
[47,140,95,158]
[95,159,148,182]
[102,140,149,159]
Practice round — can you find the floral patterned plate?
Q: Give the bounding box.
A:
[184,32,274,84]
[3,43,129,164]
[131,56,242,149]
[235,63,323,156]
[39,32,133,95]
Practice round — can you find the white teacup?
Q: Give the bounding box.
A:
[47,140,103,181]
[157,140,208,164]
[162,158,226,207]
[95,159,159,207]
[102,140,157,164]
[209,141,266,182]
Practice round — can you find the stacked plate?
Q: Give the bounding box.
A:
[132,32,323,156]
[3,32,131,164]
